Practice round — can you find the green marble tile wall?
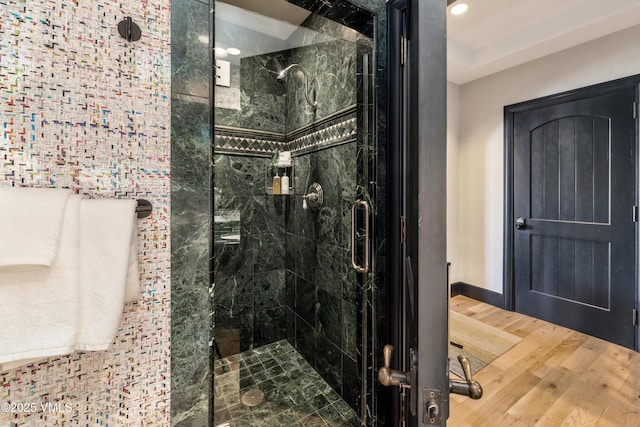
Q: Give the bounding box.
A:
[171,0,212,425]
[211,11,369,415]
[170,0,388,425]
[285,140,361,409]
[281,7,383,413]
[215,53,288,133]
[284,14,359,133]
[213,154,288,354]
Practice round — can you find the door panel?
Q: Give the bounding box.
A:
[530,235,611,308]
[513,89,636,349]
[386,0,449,425]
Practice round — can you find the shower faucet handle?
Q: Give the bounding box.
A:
[302,182,323,211]
[302,193,317,210]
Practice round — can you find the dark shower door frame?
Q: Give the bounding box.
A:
[387,0,450,425]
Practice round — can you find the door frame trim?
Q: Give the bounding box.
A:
[386,0,407,425]
[503,74,640,350]
[387,0,448,425]
[409,0,449,424]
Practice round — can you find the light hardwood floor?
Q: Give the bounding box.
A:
[449,295,640,426]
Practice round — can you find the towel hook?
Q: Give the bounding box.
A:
[118,17,142,42]
[136,199,152,218]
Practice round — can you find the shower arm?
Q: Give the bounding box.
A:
[278,64,318,109]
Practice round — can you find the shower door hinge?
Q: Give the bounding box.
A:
[633,101,637,119]
[633,308,638,326]
[401,215,407,243]
[633,206,638,222]
[400,35,407,66]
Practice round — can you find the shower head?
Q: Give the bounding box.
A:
[275,68,289,82]
[275,64,317,109]
[276,64,304,82]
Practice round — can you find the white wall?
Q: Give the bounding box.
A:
[447,81,460,282]
[451,24,640,293]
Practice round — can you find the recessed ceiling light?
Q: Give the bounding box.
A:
[214,47,228,58]
[198,35,209,44]
[227,47,241,55]
[451,3,468,15]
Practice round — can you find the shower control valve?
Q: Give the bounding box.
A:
[302,182,323,211]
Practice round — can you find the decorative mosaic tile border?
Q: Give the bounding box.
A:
[214,126,288,156]
[214,105,357,156]
[0,0,171,425]
[288,106,358,155]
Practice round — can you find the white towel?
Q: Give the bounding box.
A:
[0,195,81,364]
[0,187,73,270]
[124,215,141,304]
[75,199,139,351]
[0,197,140,367]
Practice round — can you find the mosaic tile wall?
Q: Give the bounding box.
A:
[0,0,171,425]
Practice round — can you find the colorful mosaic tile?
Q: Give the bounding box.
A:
[0,0,171,425]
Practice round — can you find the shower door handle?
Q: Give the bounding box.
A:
[378,345,410,387]
[351,199,370,273]
[449,355,483,399]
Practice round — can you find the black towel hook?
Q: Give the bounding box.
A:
[136,199,152,219]
[118,17,142,42]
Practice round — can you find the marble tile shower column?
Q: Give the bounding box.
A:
[171,0,212,425]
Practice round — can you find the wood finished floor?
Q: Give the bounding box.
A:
[449,295,640,427]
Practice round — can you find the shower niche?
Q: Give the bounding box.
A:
[265,153,295,195]
[213,1,377,426]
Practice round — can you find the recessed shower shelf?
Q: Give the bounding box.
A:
[266,187,294,195]
[265,157,295,196]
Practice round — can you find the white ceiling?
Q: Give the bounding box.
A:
[447,0,640,84]
[216,2,335,64]
[221,0,311,27]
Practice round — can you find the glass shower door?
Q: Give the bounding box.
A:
[212,0,377,425]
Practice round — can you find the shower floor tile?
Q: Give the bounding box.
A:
[214,340,359,427]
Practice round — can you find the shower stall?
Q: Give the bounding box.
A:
[211,0,378,425]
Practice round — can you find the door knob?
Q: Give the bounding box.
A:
[449,355,483,399]
[515,217,526,230]
[378,345,410,387]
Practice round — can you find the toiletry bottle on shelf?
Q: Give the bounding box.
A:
[281,171,289,195]
[272,172,281,195]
